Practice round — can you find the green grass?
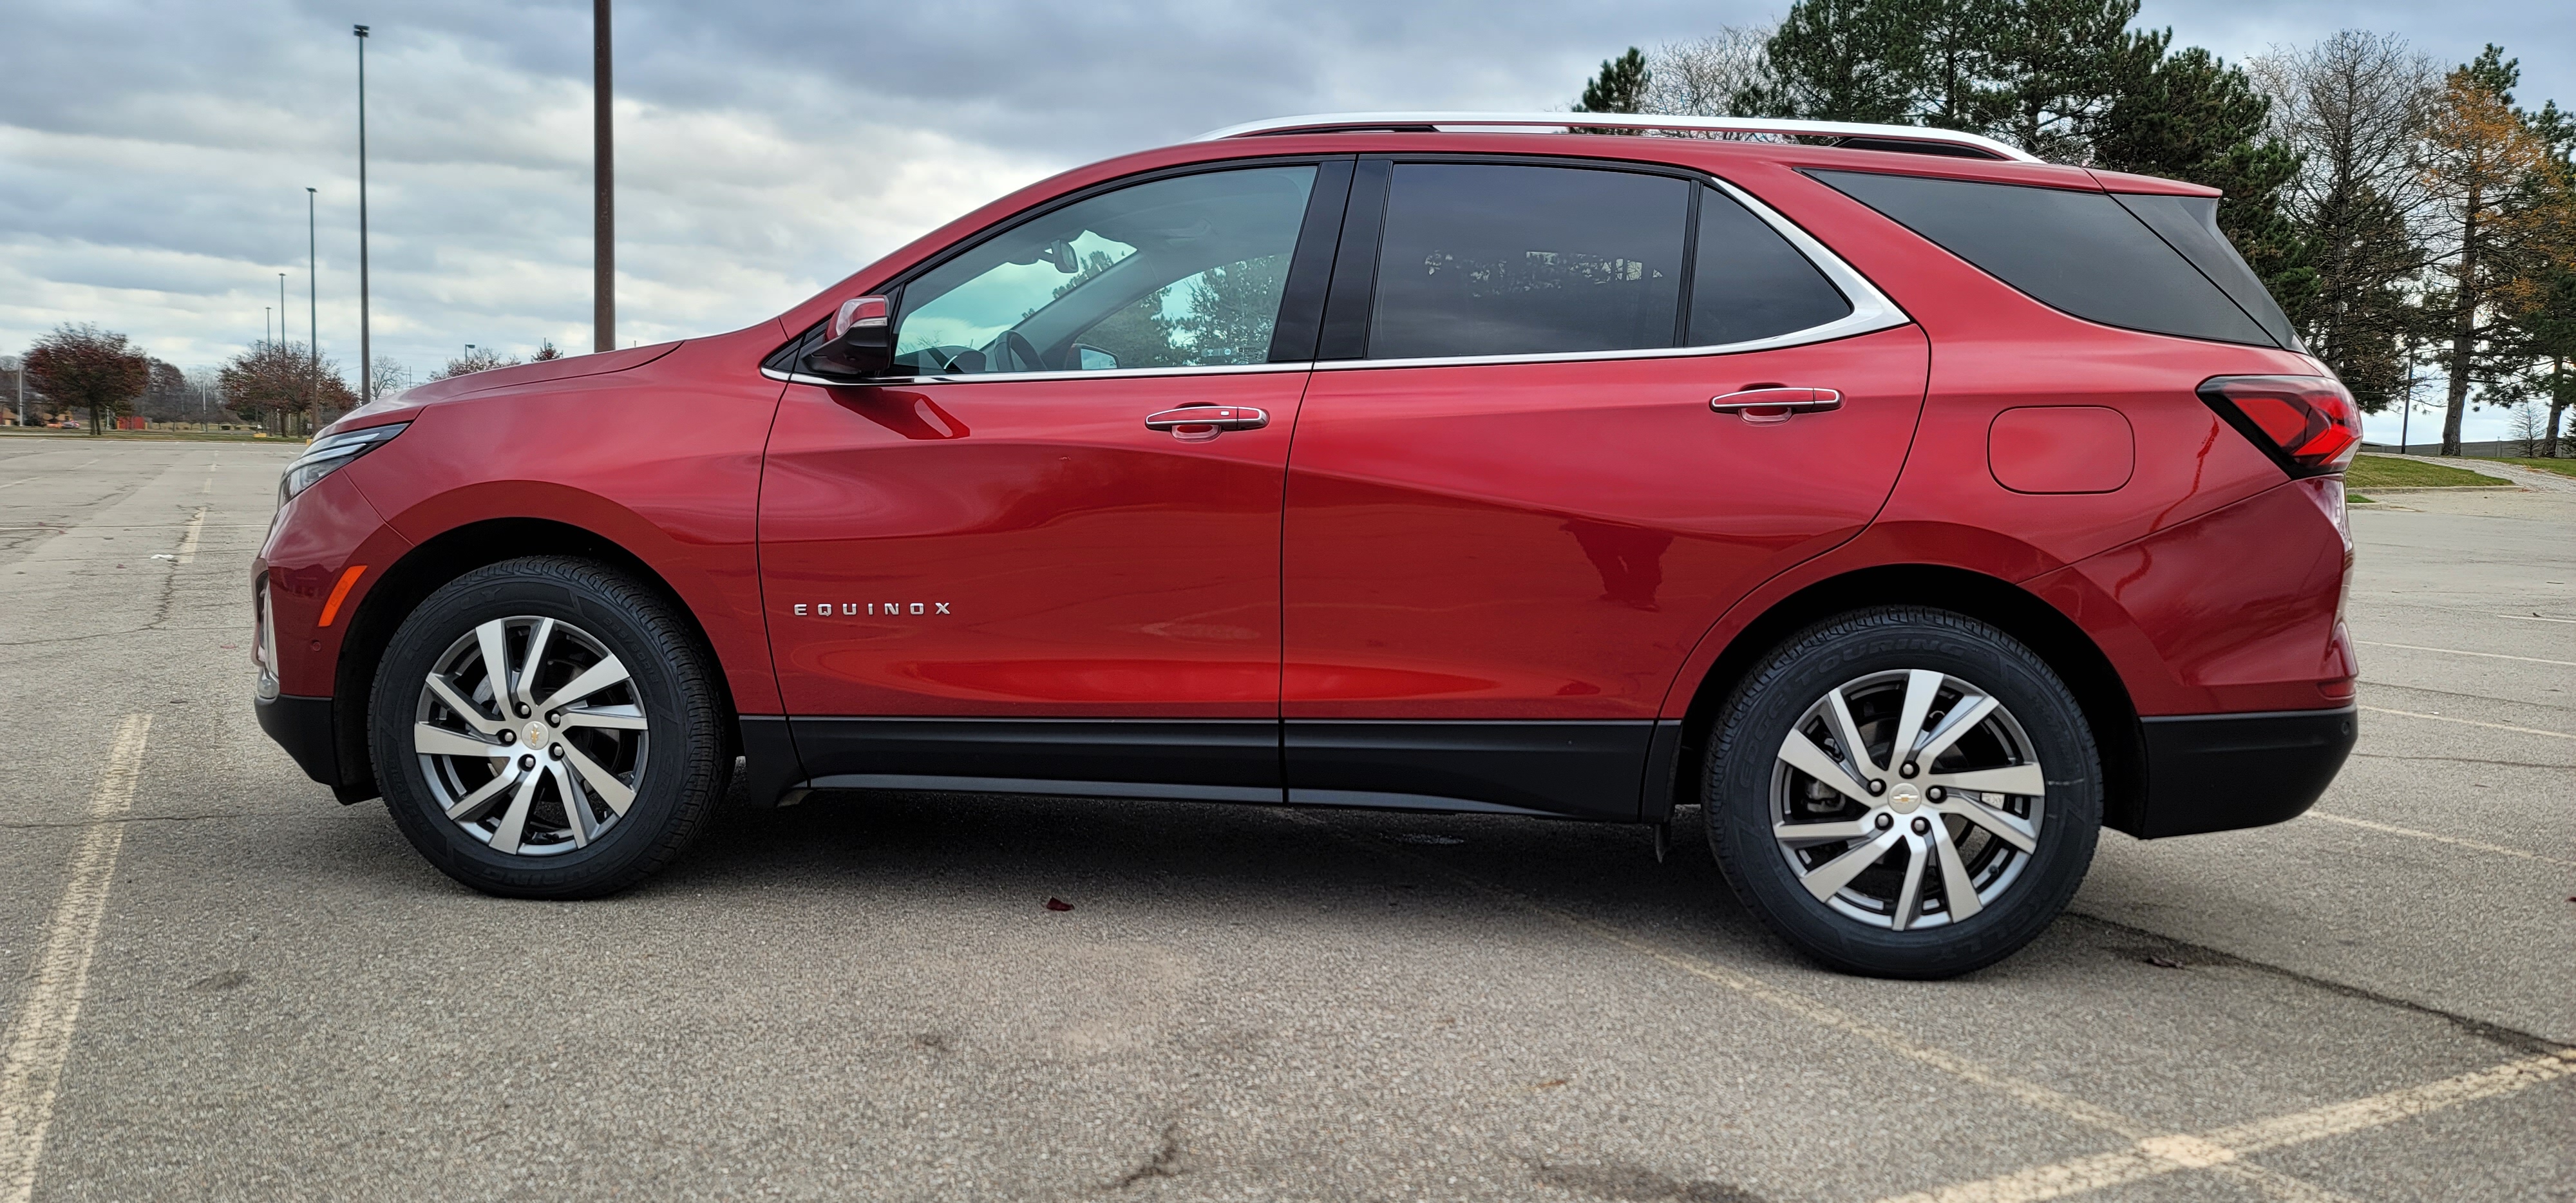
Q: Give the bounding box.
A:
[2492,456,2576,479]
[2344,454,2511,489]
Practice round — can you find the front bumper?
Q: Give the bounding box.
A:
[256,693,375,805]
[2131,706,2357,838]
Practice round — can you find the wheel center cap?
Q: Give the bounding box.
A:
[1887,783,1922,814]
[522,721,549,749]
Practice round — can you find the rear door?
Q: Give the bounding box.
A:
[1280,158,1929,817]
[759,160,1350,800]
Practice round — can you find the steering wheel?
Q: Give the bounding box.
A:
[995,330,1046,372]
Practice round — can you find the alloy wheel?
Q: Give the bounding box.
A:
[1770,668,2045,931]
[411,615,649,856]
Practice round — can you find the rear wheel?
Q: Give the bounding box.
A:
[1704,607,2100,978]
[368,556,726,898]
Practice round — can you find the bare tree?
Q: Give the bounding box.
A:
[369,355,413,401]
[2252,32,2439,410]
[1643,27,1776,117]
[2506,402,2548,455]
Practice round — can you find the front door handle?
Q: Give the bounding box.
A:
[1144,404,1269,442]
[1710,387,1842,424]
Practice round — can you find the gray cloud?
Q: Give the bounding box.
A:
[1,0,2564,434]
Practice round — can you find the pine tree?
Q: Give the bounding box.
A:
[1738,0,1918,124]
[2421,46,2560,453]
[1575,48,1652,116]
[2093,47,2313,329]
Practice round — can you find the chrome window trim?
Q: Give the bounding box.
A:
[762,169,1909,388]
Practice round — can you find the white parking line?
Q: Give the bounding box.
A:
[1873,1050,2576,1203]
[2309,813,2574,868]
[2497,613,2576,625]
[174,507,207,565]
[2360,705,2573,741]
[1295,813,2354,1203]
[2356,640,2576,668]
[0,714,151,1203]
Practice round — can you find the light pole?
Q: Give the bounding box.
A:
[354,24,374,404]
[594,0,613,354]
[307,185,319,429]
[278,274,287,347]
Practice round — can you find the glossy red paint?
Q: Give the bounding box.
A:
[1283,327,1928,719]
[256,126,2360,800]
[324,327,790,714]
[1988,407,2134,495]
[757,369,1307,717]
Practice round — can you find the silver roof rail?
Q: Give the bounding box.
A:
[1193,111,2041,164]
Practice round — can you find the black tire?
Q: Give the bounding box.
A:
[368,556,728,898]
[1704,607,2101,978]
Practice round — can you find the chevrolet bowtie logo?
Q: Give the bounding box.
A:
[793,602,951,616]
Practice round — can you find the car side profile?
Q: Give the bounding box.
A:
[254,112,2361,978]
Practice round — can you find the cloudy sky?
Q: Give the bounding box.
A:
[3,0,2566,435]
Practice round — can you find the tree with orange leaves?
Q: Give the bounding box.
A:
[2420,46,2566,455]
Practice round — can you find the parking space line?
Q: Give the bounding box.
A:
[2356,640,2576,668]
[1873,1050,2576,1203]
[0,714,152,1203]
[2496,614,2576,624]
[1280,812,2354,1203]
[174,506,207,565]
[2309,813,2574,868]
[2359,705,2573,741]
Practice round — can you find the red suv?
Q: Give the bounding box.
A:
[255,113,2360,977]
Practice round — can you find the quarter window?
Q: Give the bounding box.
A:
[1366,164,1689,359]
[1690,186,1852,345]
[890,165,1317,375]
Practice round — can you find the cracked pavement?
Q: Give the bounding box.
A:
[0,438,2569,1202]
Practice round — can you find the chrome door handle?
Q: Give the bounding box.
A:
[1144,405,1269,441]
[1710,387,1843,424]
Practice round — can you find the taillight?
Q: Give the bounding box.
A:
[2197,375,2362,477]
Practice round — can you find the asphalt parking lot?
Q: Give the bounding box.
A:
[1,437,2568,1202]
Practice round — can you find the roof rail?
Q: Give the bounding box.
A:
[1193,112,2041,164]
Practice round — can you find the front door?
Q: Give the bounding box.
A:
[1281,160,1929,817]
[760,162,1343,799]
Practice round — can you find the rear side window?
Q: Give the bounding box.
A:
[1368,164,1688,359]
[1811,169,2280,348]
[2111,192,2301,350]
[1690,186,1852,345]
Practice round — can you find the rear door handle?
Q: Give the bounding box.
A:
[1144,405,1269,441]
[1710,388,1843,424]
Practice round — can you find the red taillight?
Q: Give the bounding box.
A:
[2197,375,2362,476]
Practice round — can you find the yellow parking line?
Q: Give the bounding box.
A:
[1873,1050,2576,1203]
[0,715,152,1203]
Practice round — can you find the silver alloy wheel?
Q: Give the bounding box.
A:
[1770,668,2045,931]
[412,615,649,856]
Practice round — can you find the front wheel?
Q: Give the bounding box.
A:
[1704,607,2101,978]
[368,556,728,898]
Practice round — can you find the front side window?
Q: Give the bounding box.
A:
[891,165,1317,375]
[1367,164,1690,359]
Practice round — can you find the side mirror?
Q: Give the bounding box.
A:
[803,295,895,379]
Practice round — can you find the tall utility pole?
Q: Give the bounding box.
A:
[307,186,320,426]
[594,0,613,354]
[354,24,374,403]
[278,274,287,346]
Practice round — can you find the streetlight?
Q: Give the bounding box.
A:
[307,185,319,428]
[594,0,613,354]
[354,24,374,404]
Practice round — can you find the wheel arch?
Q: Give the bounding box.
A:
[1662,564,2147,835]
[329,517,742,802]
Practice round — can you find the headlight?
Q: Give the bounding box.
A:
[280,422,409,503]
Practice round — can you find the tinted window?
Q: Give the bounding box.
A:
[891,166,1316,375]
[1690,186,1852,345]
[1368,164,1688,359]
[2112,192,2301,350]
[1812,170,2279,348]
